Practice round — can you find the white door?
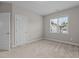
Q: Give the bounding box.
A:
[0,13,10,50]
[15,15,28,46]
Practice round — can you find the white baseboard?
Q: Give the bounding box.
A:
[43,38,79,46]
[24,38,42,44]
[0,48,9,51]
[0,46,11,51]
[13,38,42,48]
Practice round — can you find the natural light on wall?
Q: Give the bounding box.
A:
[50,16,68,34]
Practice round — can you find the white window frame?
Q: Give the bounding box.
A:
[50,16,69,34]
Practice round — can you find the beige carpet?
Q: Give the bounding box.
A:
[0,39,79,58]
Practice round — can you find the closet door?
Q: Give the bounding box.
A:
[15,15,28,46]
[0,13,10,50]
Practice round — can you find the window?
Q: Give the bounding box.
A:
[50,19,58,33]
[50,16,68,34]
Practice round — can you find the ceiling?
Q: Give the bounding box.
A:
[4,1,79,16]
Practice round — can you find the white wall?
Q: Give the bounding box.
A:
[12,4,43,47]
[43,6,79,45]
